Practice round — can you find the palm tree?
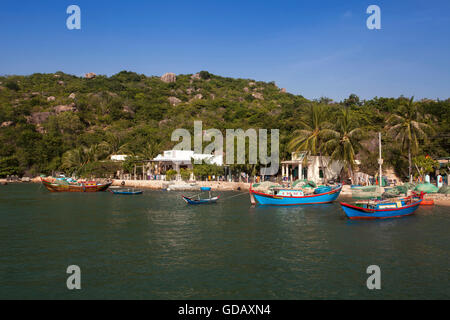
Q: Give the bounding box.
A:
[322,108,364,183]
[386,97,434,183]
[288,104,334,183]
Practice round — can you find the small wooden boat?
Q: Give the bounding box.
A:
[41,177,111,193]
[182,195,220,205]
[110,188,143,195]
[249,184,342,206]
[182,187,219,205]
[340,194,423,220]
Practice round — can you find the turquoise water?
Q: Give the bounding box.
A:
[0,184,448,299]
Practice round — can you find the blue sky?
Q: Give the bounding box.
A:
[1,0,449,101]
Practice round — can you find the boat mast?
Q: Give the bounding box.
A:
[378,132,383,186]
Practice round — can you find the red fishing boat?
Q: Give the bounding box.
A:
[41,177,112,193]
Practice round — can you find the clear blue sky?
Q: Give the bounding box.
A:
[1,0,449,101]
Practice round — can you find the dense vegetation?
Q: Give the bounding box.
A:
[0,71,448,180]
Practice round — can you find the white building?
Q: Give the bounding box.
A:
[281,152,344,184]
[153,150,223,173]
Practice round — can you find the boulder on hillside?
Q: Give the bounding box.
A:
[29,112,53,124]
[168,97,182,106]
[122,105,134,114]
[252,92,264,100]
[243,87,249,93]
[190,94,203,101]
[191,73,201,80]
[31,92,41,96]
[161,73,176,83]
[54,103,76,113]
[85,72,97,79]
[1,121,14,128]
[69,93,76,99]
[280,88,287,93]
[47,96,56,102]
[57,81,65,86]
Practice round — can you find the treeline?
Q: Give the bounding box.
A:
[0,71,448,180]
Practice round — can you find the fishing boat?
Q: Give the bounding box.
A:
[41,177,112,193]
[182,187,219,205]
[340,193,423,220]
[249,184,342,206]
[110,188,143,195]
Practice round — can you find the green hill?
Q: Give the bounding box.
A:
[0,71,448,178]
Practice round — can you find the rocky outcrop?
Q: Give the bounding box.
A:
[54,103,76,113]
[69,93,76,99]
[1,121,13,128]
[190,94,203,101]
[122,105,134,114]
[31,92,40,96]
[243,87,249,93]
[280,88,287,93]
[57,81,65,86]
[252,92,264,100]
[85,72,97,79]
[29,112,53,124]
[191,73,201,80]
[168,97,182,106]
[161,73,176,83]
[47,96,56,102]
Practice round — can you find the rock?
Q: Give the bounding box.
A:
[1,121,13,128]
[69,93,76,99]
[161,73,176,83]
[243,87,249,93]
[252,92,264,100]
[47,96,56,102]
[168,97,182,106]
[85,72,97,79]
[57,81,65,86]
[53,74,61,78]
[54,103,76,113]
[191,73,201,80]
[191,94,203,101]
[280,88,287,93]
[31,92,41,96]
[249,82,256,87]
[186,88,194,95]
[30,112,53,124]
[122,105,134,114]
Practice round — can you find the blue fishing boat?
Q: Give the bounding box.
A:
[340,194,422,220]
[250,184,342,206]
[182,195,220,205]
[110,188,143,195]
[182,187,220,205]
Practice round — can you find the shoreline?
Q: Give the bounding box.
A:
[3,178,450,206]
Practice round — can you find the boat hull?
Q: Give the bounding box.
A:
[41,179,112,193]
[182,195,219,205]
[340,200,422,220]
[250,185,342,206]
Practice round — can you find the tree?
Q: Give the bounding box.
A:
[386,97,434,183]
[323,108,364,182]
[288,104,335,183]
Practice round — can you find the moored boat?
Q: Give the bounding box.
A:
[41,177,112,193]
[340,194,423,219]
[250,184,342,206]
[182,187,219,205]
[110,188,143,195]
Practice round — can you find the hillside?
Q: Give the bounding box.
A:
[0,71,448,178]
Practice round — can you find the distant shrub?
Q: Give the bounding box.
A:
[166,169,177,181]
[5,81,20,91]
